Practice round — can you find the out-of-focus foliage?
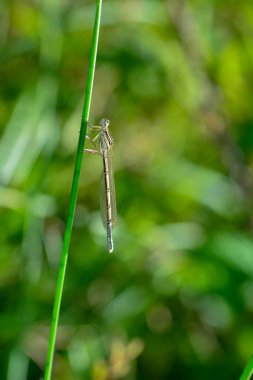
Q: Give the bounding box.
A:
[1,0,253,379]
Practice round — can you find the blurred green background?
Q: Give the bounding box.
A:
[1,0,253,379]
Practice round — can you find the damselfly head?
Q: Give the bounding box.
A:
[100,119,110,128]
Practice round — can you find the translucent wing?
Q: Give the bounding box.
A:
[99,149,117,230]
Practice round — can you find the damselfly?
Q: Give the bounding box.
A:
[84,119,117,253]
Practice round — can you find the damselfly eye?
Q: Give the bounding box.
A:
[100,119,110,128]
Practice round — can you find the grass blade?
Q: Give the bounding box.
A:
[44,1,103,378]
[239,356,253,380]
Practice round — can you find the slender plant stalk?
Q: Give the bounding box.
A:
[239,356,253,380]
[44,1,103,378]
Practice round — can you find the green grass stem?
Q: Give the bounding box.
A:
[239,356,253,380]
[44,1,103,378]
